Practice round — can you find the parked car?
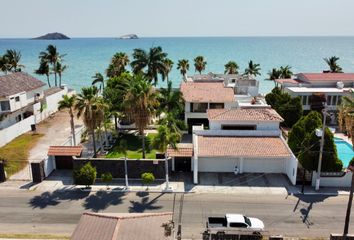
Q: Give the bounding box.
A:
[207,214,264,231]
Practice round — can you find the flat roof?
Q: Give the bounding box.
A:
[180,82,234,103]
[287,87,353,93]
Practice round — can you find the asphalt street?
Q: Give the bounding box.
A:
[0,189,352,239]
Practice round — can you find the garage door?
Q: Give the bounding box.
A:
[243,158,284,173]
[198,157,239,172]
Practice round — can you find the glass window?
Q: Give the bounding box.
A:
[15,96,20,102]
[230,222,247,228]
[326,96,332,106]
[210,103,224,109]
[191,103,208,113]
[331,96,337,106]
[0,101,10,111]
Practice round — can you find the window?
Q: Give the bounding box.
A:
[15,96,20,102]
[302,96,308,105]
[191,103,208,113]
[326,96,332,106]
[222,125,256,130]
[15,114,22,122]
[230,222,247,228]
[0,101,10,111]
[331,95,337,106]
[210,103,224,109]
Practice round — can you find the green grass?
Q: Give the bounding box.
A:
[0,133,43,177]
[0,233,69,239]
[106,133,158,159]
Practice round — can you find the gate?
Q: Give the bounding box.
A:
[7,161,32,181]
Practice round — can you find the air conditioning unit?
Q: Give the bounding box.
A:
[336,81,344,89]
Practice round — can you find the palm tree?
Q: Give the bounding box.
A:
[224,61,239,74]
[0,55,10,74]
[162,58,174,83]
[55,62,67,87]
[123,74,158,158]
[58,95,77,146]
[324,56,343,73]
[244,60,261,77]
[131,47,167,85]
[4,49,24,72]
[40,45,65,86]
[343,160,354,238]
[158,80,184,116]
[280,65,293,79]
[75,86,106,157]
[177,59,189,80]
[267,68,281,87]
[194,56,206,74]
[92,73,105,93]
[339,93,354,146]
[158,112,185,141]
[106,52,130,78]
[35,60,51,87]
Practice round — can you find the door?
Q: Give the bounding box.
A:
[55,156,74,169]
[174,157,191,172]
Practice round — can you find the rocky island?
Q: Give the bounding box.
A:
[119,34,139,39]
[33,32,70,40]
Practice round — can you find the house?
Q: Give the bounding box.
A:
[168,108,298,185]
[180,73,269,132]
[276,73,354,112]
[71,212,173,240]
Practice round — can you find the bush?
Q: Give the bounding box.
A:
[141,172,155,186]
[73,162,97,188]
[101,172,113,188]
[349,157,354,168]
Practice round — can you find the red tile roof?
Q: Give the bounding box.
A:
[275,78,300,84]
[180,82,234,103]
[167,143,193,157]
[207,108,283,122]
[198,136,291,158]
[48,146,83,156]
[298,73,354,82]
[71,212,173,240]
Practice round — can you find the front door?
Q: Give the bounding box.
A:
[174,157,191,172]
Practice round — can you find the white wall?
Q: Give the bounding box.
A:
[243,158,284,173]
[43,156,56,177]
[199,157,239,172]
[285,156,298,185]
[0,115,34,147]
[311,171,353,187]
[209,120,279,131]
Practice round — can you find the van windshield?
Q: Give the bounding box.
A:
[244,216,252,226]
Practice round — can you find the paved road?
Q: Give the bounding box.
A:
[0,189,352,239]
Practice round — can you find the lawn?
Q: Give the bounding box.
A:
[0,133,43,177]
[106,133,159,159]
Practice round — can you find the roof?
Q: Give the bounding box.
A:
[48,146,83,156]
[287,87,353,93]
[180,82,234,103]
[197,136,291,158]
[0,72,46,98]
[226,214,245,224]
[207,108,283,122]
[298,73,354,82]
[44,87,63,96]
[167,143,193,157]
[275,78,301,84]
[71,212,173,240]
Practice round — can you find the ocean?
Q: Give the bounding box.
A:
[1,37,354,93]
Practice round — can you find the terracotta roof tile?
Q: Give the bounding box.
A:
[48,146,83,156]
[180,82,234,103]
[167,143,193,157]
[298,73,354,82]
[275,78,301,84]
[207,108,283,122]
[198,136,291,157]
[0,72,46,98]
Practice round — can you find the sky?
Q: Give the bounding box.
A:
[1,0,354,38]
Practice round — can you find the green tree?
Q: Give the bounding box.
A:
[3,49,24,72]
[280,65,293,78]
[74,162,97,188]
[194,56,206,74]
[55,61,67,87]
[35,60,51,87]
[344,158,354,237]
[244,60,261,77]
[92,72,105,92]
[161,58,174,83]
[338,92,354,147]
[141,172,155,189]
[101,172,113,189]
[123,74,158,158]
[0,55,10,74]
[177,59,189,79]
[224,61,239,74]
[324,56,343,73]
[267,68,282,87]
[39,45,65,86]
[157,80,184,117]
[58,94,77,146]
[265,87,303,127]
[75,86,106,157]
[131,47,167,85]
[106,52,130,78]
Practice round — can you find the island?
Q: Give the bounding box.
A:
[32,32,70,40]
[119,34,139,39]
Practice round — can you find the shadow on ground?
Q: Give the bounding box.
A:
[29,189,90,209]
[129,192,164,213]
[83,190,126,212]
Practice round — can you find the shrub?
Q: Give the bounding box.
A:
[141,172,155,186]
[101,172,113,188]
[73,162,97,188]
[349,157,354,168]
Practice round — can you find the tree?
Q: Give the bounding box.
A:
[344,158,354,238]
[157,80,184,117]
[55,62,67,87]
[224,61,239,74]
[123,74,158,158]
[39,45,65,86]
[161,58,174,83]
[280,65,293,78]
[106,52,130,78]
[58,94,77,146]
[3,49,24,72]
[73,162,97,188]
[131,47,167,85]
[75,86,106,157]
[177,59,189,80]
[35,60,51,87]
[141,172,155,189]
[101,172,113,189]
[194,56,206,74]
[324,56,343,73]
[0,55,10,74]
[265,87,303,127]
[267,68,282,87]
[244,60,261,77]
[117,139,129,188]
[338,92,354,147]
[92,72,105,93]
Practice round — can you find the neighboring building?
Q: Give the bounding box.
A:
[276,73,354,112]
[180,73,269,132]
[168,108,298,185]
[71,212,173,240]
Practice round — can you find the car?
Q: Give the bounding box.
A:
[207,214,265,231]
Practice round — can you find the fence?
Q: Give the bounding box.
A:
[0,116,35,147]
[311,171,353,187]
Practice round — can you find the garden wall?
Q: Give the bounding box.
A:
[311,171,353,187]
[73,158,172,179]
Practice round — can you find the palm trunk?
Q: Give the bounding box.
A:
[59,74,62,87]
[46,75,51,88]
[54,72,57,87]
[92,128,97,158]
[343,172,354,237]
[114,115,118,130]
[70,109,76,146]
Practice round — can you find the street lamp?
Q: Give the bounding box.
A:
[315,108,327,191]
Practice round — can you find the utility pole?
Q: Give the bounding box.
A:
[315,107,327,191]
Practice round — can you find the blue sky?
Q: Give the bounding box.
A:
[1,0,354,37]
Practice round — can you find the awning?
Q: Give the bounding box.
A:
[48,146,83,156]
